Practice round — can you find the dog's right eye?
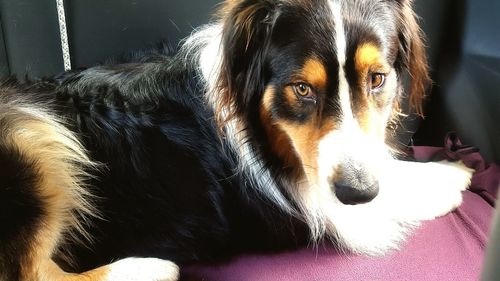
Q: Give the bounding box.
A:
[292,83,316,104]
[294,83,312,97]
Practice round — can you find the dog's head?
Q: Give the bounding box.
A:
[214,0,430,243]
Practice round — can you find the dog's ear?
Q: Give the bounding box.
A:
[395,0,431,116]
[216,0,277,128]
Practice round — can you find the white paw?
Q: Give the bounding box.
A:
[436,160,474,191]
[106,258,179,281]
[411,161,473,220]
[377,160,474,223]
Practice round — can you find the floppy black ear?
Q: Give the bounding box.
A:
[216,0,277,127]
[395,0,431,116]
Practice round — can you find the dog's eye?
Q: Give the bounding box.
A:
[294,83,311,96]
[293,83,314,98]
[370,73,385,92]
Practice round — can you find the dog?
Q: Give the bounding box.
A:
[0,0,474,280]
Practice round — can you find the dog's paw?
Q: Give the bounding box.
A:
[106,257,179,281]
[436,160,474,191]
[383,160,474,222]
[415,161,474,220]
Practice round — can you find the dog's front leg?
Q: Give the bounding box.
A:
[378,159,474,222]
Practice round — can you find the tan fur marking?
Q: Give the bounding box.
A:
[300,59,327,89]
[353,44,389,137]
[354,43,388,76]
[261,86,336,183]
[283,87,299,108]
[357,107,387,139]
[261,86,337,184]
[0,101,99,281]
[277,119,335,185]
[260,87,302,174]
[35,260,109,281]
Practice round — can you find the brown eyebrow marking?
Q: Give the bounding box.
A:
[300,58,328,89]
[353,43,391,138]
[355,43,387,74]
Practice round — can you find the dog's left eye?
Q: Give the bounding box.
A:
[370,73,386,92]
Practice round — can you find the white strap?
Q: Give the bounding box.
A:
[56,0,71,71]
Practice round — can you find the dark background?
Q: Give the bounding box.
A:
[0,0,498,163]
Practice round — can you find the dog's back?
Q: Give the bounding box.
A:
[0,43,308,280]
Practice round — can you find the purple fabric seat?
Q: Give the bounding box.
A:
[182,135,500,281]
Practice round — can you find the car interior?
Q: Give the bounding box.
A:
[0,0,498,280]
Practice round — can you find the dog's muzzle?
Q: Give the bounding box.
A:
[332,161,379,205]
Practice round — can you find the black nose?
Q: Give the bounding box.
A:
[334,180,379,205]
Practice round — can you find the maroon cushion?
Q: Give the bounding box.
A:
[182,134,500,281]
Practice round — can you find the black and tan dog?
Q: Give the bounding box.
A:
[0,0,473,280]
